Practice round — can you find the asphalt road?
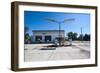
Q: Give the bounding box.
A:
[24,41,90,62]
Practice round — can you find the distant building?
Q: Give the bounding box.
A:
[31,30,65,43]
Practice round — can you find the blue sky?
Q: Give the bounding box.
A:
[24,11,90,36]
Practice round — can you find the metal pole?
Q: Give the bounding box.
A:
[81,27,83,41]
[44,18,75,46]
[59,22,61,46]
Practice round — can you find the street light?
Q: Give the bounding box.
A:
[44,18,75,46]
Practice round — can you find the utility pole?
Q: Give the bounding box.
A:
[81,27,83,42]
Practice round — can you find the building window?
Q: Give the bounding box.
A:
[45,36,52,42]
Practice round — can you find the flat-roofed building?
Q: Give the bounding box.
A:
[31,30,65,43]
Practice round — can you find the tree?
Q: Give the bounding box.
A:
[78,34,83,41]
[67,32,78,40]
[24,27,30,44]
[73,32,78,40]
[83,34,90,41]
[25,33,30,44]
[67,32,73,39]
[77,34,90,41]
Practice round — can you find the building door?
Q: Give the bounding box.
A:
[35,36,42,42]
[45,36,51,42]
